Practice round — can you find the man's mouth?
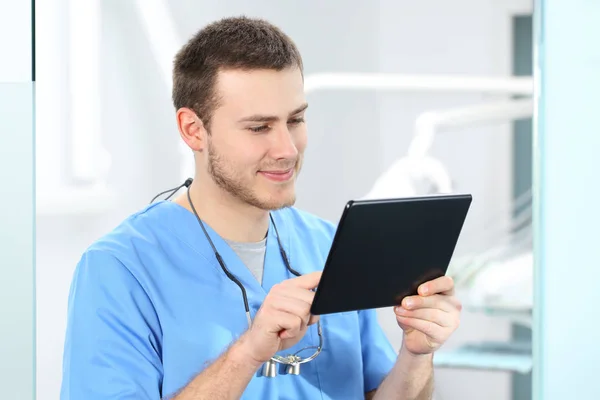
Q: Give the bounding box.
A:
[258,168,294,182]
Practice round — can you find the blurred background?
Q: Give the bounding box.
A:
[32,0,536,399]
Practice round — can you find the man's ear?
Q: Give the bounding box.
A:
[177,107,208,152]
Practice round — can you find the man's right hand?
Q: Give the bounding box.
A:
[171,271,323,399]
[238,271,322,365]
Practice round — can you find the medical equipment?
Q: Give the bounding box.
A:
[150,179,324,378]
[362,98,535,314]
[373,99,535,375]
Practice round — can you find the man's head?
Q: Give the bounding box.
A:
[173,17,307,211]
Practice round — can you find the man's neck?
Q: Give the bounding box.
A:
[173,179,270,243]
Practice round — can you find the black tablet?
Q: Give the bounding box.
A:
[310,194,472,315]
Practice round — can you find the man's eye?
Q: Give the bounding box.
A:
[288,118,305,125]
[249,125,270,133]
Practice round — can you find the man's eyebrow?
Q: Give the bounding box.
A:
[289,103,309,116]
[237,103,309,123]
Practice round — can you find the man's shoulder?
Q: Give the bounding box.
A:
[81,201,171,266]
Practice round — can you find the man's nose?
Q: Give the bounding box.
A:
[270,125,298,160]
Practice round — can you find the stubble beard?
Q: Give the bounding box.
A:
[206,140,301,211]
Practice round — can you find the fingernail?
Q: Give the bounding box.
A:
[405,299,414,309]
[420,285,428,295]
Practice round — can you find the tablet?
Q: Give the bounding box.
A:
[310,194,472,315]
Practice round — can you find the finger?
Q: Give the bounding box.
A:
[271,310,304,339]
[401,294,461,313]
[270,296,312,326]
[256,307,301,335]
[285,271,322,290]
[418,275,455,296]
[273,285,316,306]
[270,290,320,326]
[395,316,447,342]
[394,307,455,328]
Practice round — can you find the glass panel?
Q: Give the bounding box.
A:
[533,0,600,399]
[0,82,35,398]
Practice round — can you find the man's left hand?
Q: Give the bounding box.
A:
[394,275,461,356]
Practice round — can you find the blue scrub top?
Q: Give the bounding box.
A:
[61,201,397,399]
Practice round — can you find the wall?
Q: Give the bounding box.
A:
[35,1,530,399]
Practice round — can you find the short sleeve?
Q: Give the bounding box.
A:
[359,308,398,392]
[60,250,163,399]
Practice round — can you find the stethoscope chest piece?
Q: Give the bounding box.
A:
[262,353,306,377]
[262,360,278,378]
[285,363,301,376]
[261,359,302,377]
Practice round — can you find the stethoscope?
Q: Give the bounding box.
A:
[151,178,323,377]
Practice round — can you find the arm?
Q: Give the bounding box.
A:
[63,255,320,400]
[63,249,262,400]
[169,334,261,399]
[368,347,434,400]
[358,309,433,400]
[364,276,461,400]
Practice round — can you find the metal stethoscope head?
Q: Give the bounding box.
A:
[150,179,323,377]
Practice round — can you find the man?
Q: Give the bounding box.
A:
[61,16,461,400]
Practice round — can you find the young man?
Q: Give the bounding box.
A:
[61,16,462,400]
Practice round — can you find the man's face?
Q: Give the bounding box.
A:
[203,67,307,211]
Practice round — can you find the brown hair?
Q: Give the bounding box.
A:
[172,16,304,129]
